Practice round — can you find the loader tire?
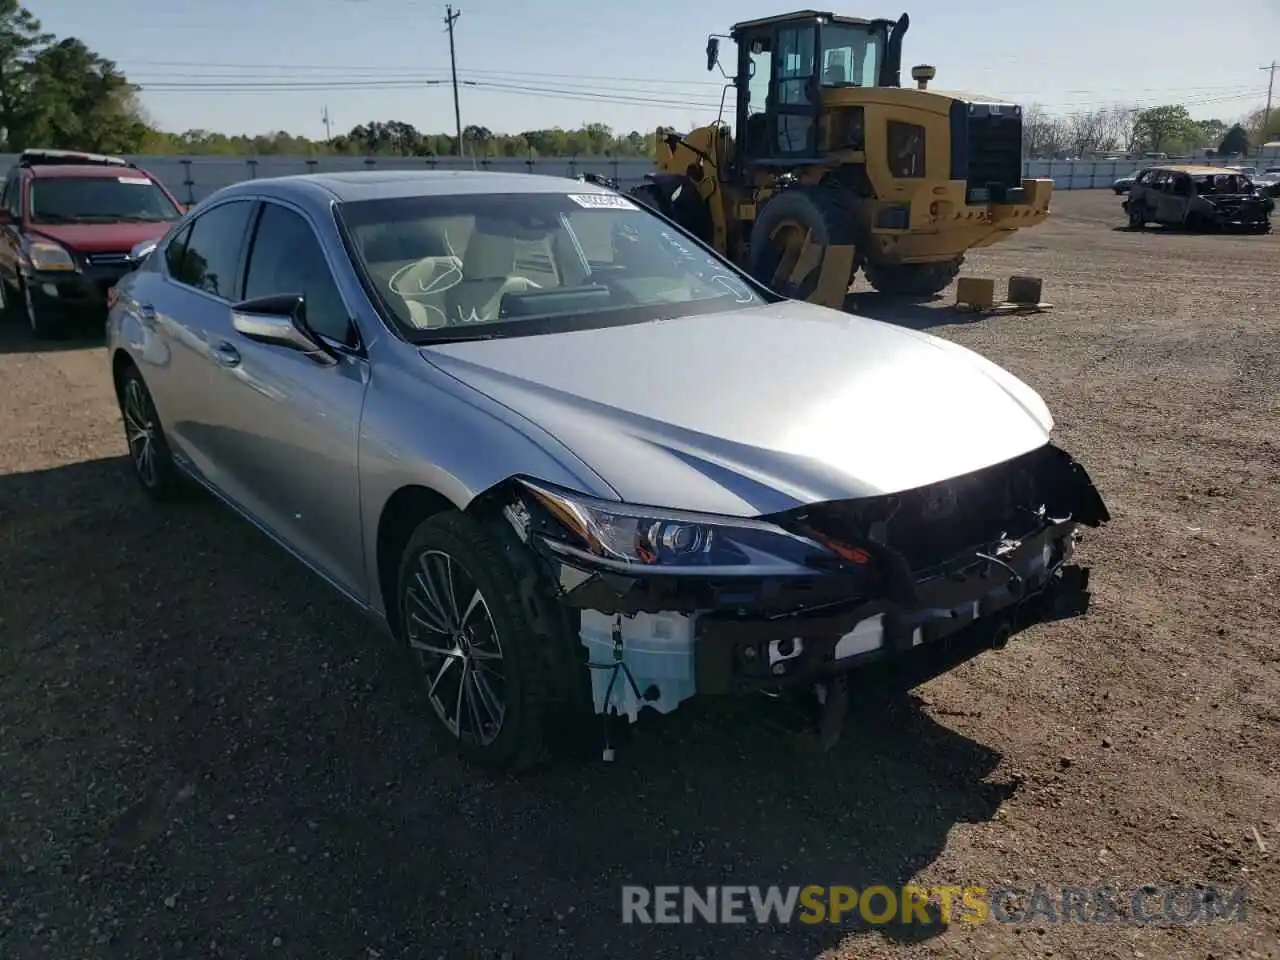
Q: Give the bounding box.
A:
[863,257,963,299]
[747,187,860,303]
[629,182,666,215]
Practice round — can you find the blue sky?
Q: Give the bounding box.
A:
[30,0,1279,139]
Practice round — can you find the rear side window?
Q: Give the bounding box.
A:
[172,200,254,299]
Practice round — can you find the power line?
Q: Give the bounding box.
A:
[130,75,1262,115]
[122,57,1264,100]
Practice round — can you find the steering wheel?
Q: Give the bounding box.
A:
[389,255,465,302]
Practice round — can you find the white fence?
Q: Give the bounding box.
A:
[2,153,1271,204]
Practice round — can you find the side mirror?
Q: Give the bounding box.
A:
[230,293,336,365]
[705,37,719,72]
[128,239,157,268]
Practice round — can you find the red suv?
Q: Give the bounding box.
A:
[0,149,185,338]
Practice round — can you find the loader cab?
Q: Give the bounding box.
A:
[724,10,908,171]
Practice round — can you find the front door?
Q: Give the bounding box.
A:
[201,198,369,599]
[771,22,820,158]
[1156,173,1190,224]
[735,30,774,165]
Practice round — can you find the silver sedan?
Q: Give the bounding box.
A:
[106,171,1109,771]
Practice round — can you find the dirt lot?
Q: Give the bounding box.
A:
[0,189,1277,960]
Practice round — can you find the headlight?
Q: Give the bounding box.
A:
[24,240,77,272]
[518,479,844,576]
[886,120,926,178]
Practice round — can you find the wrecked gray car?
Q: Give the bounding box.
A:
[1123,165,1274,232]
[106,171,1110,772]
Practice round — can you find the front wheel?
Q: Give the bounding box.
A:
[21,280,64,339]
[863,257,963,298]
[1128,203,1146,229]
[395,512,586,772]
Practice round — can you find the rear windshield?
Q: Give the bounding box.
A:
[28,176,181,224]
[337,191,767,343]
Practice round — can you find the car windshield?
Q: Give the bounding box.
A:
[338,191,767,342]
[28,176,181,224]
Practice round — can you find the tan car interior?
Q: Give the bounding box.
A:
[357,215,593,329]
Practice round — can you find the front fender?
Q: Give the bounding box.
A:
[356,342,617,618]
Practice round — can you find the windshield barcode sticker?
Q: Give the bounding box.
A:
[117,177,151,185]
[567,193,637,210]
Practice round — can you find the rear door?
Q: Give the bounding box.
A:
[1156,173,1190,224]
[128,198,257,485]
[198,198,369,598]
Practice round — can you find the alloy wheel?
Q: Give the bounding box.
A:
[122,378,159,488]
[404,549,507,745]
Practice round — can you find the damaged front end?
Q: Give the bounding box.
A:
[501,442,1110,732]
[1198,194,1274,231]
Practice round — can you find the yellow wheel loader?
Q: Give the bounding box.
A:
[629,11,1052,307]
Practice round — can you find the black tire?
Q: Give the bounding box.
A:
[862,257,963,298]
[20,279,65,339]
[394,511,587,773]
[0,276,19,322]
[115,362,186,500]
[629,182,666,214]
[1128,203,1146,229]
[747,186,860,301]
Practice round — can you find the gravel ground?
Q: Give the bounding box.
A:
[0,189,1277,960]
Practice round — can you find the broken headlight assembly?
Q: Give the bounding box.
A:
[517,478,843,576]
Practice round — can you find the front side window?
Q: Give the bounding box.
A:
[27,176,182,225]
[164,224,192,277]
[339,191,766,342]
[820,23,883,88]
[171,200,254,299]
[244,203,353,345]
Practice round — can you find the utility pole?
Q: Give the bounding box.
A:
[321,105,332,141]
[444,5,463,156]
[1262,61,1277,136]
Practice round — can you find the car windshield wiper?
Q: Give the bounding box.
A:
[411,330,501,346]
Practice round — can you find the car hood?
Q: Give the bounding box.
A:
[421,302,1056,517]
[27,221,174,254]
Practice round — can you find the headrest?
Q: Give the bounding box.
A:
[363,220,452,263]
[462,231,515,280]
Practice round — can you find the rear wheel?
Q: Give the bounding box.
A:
[863,257,963,298]
[115,363,185,500]
[747,187,860,303]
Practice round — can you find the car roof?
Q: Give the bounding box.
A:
[215,170,613,206]
[1150,164,1236,176]
[25,163,155,180]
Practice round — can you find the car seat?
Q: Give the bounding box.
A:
[446,229,539,323]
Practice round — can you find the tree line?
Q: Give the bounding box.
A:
[0,0,1274,161]
[1022,103,1277,159]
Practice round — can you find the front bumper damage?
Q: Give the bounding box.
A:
[505,442,1110,729]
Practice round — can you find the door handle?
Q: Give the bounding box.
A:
[211,341,241,367]
[136,302,156,320]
